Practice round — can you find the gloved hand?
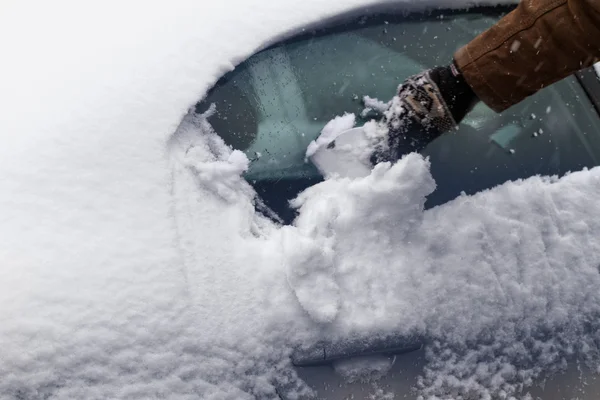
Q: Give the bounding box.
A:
[372,62,479,163]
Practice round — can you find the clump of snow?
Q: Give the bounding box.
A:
[184,149,250,201]
[333,355,396,383]
[281,226,340,324]
[306,113,356,158]
[309,125,376,179]
[363,96,391,112]
[361,95,391,118]
[292,153,433,251]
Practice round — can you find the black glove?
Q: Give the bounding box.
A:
[430,62,479,125]
[372,61,479,164]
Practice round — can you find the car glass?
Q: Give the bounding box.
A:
[197,8,600,223]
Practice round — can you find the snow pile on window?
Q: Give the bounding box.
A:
[306,113,356,158]
[284,149,600,398]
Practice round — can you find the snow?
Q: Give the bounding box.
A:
[308,125,375,179]
[288,152,600,397]
[363,96,390,112]
[306,113,356,158]
[281,225,341,324]
[7,0,600,399]
[333,355,396,383]
[361,96,391,118]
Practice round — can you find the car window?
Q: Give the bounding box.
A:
[196,7,600,223]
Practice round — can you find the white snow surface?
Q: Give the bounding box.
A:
[306,113,357,158]
[361,95,391,118]
[9,0,600,400]
[333,355,396,383]
[363,96,391,113]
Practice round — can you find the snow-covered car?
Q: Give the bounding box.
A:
[3,1,600,400]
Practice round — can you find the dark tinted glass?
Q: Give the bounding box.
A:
[197,7,600,223]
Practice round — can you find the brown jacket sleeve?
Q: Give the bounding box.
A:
[454,0,600,112]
